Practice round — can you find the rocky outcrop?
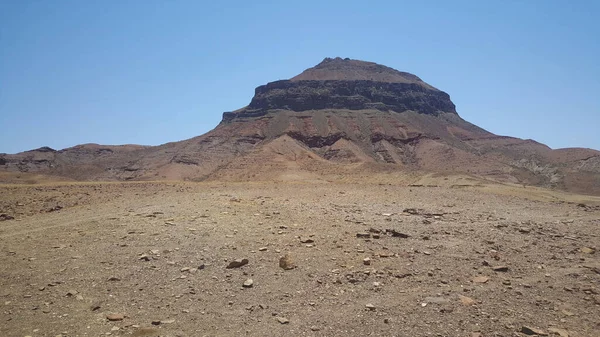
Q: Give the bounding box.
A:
[223,80,456,122]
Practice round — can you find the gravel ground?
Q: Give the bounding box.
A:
[1,181,599,337]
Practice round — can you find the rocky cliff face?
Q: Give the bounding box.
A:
[222,80,456,122]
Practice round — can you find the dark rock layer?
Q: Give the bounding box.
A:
[223,80,456,122]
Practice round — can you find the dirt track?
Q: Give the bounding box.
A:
[1,181,599,337]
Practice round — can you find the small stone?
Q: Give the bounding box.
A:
[139,254,151,261]
[365,303,376,311]
[310,326,320,331]
[259,247,268,251]
[459,295,476,306]
[300,238,314,243]
[106,313,124,321]
[387,229,410,238]
[108,277,121,282]
[243,279,254,288]
[548,328,569,337]
[561,309,575,316]
[472,276,489,283]
[180,267,190,272]
[0,214,14,221]
[356,233,371,239]
[492,265,509,272]
[111,326,120,331]
[151,320,161,325]
[519,227,531,233]
[226,258,249,269]
[279,255,296,270]
[580,247,595,254]
[521,326,548,336]
[66,290,78,296]
[276,317,289,324]
[363,257,371,265]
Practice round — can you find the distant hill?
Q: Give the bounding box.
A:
[2,57,599,194]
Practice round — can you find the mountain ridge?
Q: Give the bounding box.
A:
[1,57,599,195]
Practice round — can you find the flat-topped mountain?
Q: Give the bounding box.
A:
[291,57,436,87]
[225,57,454,120]
[2,58,599,194]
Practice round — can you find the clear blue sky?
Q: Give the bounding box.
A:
[1,0,599,154]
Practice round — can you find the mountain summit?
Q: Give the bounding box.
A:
[1,58,599,194]
[224,57,454,121]
[291,57,435,88]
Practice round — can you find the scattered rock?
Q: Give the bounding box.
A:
[492,265,509,272]
[106,313,125,321]
[300,238,314,243]
[227,258,249,269]
[580,247,596,254]
[0,214,15,221]
[365,303,376,311]
[108,277,121,282]
[65,290,78,297]
[279,255,296,270]
[151,320,161,325]
[472,276,489,283]
[243,279,254,288]
[259,247,268,251]
[276,317,289,324]
[386,229,410,238]
[561,309,575,316]
[548,327,569,337]
[363,257,371,266]
[47,205,63,212]
[139,254,151,261]
[521,326,548,336]
[458,295,476,306]
[356,233,371,239]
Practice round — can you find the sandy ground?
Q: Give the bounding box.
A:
[1,181,599,337]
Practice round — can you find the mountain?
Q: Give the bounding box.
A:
[1,57,599,194]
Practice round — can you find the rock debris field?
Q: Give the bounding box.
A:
[0,181,599,337]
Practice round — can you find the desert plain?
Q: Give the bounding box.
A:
[1,174,599,337]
